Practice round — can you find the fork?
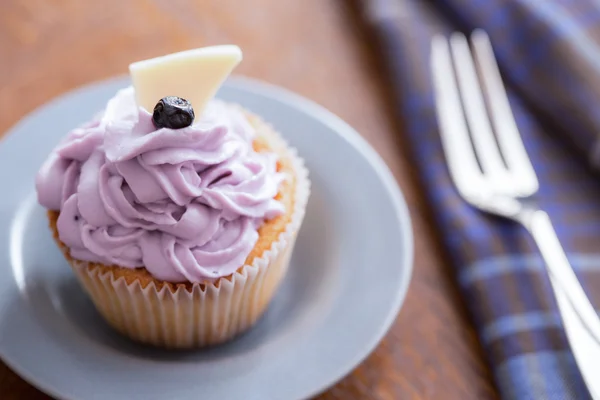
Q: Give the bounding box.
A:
[431,30,600,399]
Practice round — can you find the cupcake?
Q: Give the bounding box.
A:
[35,46,310,349]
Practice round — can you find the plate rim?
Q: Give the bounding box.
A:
[0,75,414,400]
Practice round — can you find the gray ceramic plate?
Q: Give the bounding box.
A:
[0,76,413,400]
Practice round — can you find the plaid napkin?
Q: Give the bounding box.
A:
[359,0,600,399]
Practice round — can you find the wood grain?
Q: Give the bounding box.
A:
[0,0,498,398]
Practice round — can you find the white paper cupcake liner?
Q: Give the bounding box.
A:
[65,114,310,349]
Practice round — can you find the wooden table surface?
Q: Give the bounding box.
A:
[0,0,498,398]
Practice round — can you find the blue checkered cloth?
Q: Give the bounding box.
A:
[360,0,600,399]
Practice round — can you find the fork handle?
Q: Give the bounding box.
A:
[520,209,600,398]
[521,209,600,340]
[548,271,600,399]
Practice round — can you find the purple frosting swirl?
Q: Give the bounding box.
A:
[36,87,285,283]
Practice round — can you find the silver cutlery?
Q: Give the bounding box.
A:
[431,30,600,399]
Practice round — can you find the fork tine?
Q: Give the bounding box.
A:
[449,33,514,194]
[471,29,539,196]
[430,35,488,199]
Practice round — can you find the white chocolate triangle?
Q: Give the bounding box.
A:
[129,45,242,114]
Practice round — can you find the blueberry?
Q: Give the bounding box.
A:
[152,97,195,129]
